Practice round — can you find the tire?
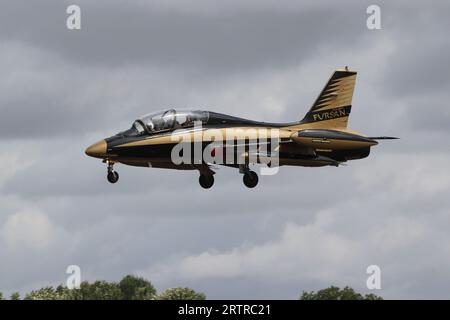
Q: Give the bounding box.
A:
[243,171,258,188]
[107,171,119,184]
[199,174,214,189]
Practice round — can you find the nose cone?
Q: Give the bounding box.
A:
[85,140,107,158]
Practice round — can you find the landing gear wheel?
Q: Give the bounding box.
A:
[243,170,258,188]
[199,174,214,189]
[107,171,119,184]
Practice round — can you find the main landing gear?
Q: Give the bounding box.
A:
[199,174,214,189]
[106,161,119,184]
[240,165,259,188]
[198,166,259,189]
[243,170,258,188]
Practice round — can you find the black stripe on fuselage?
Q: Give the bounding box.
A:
[106,124,292,150]
[207,112,296,127]
[108,139,276,160]
[108,138,371,165]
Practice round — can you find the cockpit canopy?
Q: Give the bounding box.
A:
[133,109,209,134]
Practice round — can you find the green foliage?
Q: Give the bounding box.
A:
[21,275,161,300]
[25,281,121,300]
[73,281,123,300]
[25,287,66,300]
[300,286,383,300]
[364,293,384,300]
[10,292,20,300]
[156,287,206,300]
[119,275,156,300]
[5,278,378,301]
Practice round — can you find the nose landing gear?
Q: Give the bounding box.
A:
[106,161,119,184]
[107,171,119,184]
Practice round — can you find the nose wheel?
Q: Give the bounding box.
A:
[106,161,119,184]
[107,171,119,183]
[199,174,214,189]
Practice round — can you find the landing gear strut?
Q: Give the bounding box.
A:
[240,165,259,188]
[106,161,119,184]
[199,174,214,189]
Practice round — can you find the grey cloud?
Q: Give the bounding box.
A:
[1,0,450,299]
[0,0,365,72]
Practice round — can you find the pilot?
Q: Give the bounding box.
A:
[177,114,191,128]
[184,115,193,127]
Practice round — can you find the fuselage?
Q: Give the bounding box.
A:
[85,109,378,170]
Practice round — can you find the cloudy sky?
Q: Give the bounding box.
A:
[1,0,449,299]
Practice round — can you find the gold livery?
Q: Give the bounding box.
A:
[85,68,397,188]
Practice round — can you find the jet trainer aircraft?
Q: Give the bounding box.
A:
[86,68,397,188]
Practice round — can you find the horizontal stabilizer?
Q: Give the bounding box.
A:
[367,136,399,140]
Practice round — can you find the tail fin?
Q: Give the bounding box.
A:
[300,68,357,129]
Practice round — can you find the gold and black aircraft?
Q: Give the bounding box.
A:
[86,68,397,188]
